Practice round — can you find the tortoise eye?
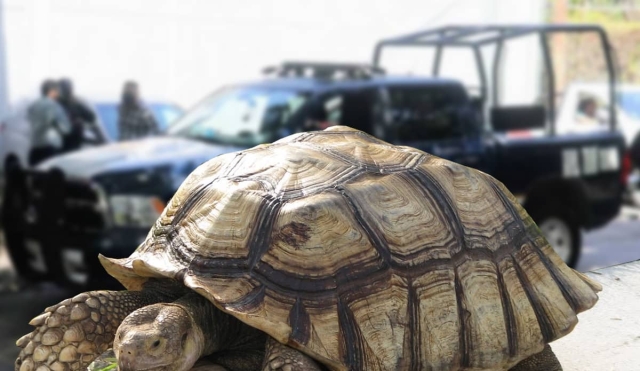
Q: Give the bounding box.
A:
[152,340,160,348]
[181,333,188,344]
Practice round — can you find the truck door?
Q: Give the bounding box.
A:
[376,84,496,173]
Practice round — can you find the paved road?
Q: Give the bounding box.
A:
[0,209,639,371]
[575,206,640,272]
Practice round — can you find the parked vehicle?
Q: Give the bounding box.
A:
[0,98,182,283]
[0,98,183,178]
[4,25,628,288]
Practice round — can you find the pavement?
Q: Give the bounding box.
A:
[552,259,640,371]
[0,235,72,371]
[0,208,639,371]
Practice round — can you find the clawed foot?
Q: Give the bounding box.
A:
[264,356,307,371]
[262,337,322,371]
[510,344,563,371]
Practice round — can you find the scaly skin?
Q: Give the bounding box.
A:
[262,337,323,371]
[509,344,563,371]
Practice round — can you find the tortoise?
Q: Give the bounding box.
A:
[15,125,601,371]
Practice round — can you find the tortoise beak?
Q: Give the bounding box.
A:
[116,354,136,371]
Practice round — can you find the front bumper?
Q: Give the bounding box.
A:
[21,169,152,287]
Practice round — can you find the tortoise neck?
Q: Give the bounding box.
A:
[173,292,266,356]
[141,278,192,301]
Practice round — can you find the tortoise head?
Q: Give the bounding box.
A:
[113,303,203,371]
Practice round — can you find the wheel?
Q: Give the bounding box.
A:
[529,206,581,268]
[2,160,41,281]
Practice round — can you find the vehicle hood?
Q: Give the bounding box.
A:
[37,136,244,179]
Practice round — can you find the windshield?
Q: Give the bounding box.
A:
[167,87,308,146]
[618,91,640,120]
[95,102,184,141]
[149,103,184,130]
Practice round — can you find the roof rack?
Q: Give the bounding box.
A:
[374,24,611,48]
[263,61,385,80]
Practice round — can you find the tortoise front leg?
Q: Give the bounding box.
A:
[510,344,562,371]
[262,337,323,371]
[15,287,179,371]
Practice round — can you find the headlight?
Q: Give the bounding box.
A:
[109,195,165,227]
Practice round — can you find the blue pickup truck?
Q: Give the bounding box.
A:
[2,25,629,287]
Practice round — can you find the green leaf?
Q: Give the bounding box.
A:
[87,349,117,371]
[96,363,117,371]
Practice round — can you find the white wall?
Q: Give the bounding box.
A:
[0,1,8,113]
[0,0,545,110]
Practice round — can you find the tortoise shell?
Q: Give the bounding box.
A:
[102,126,601,370]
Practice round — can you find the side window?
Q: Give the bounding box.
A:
[386,85,470,142]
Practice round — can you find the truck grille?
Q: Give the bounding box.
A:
[25,170,106,234]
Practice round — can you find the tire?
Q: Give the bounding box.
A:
[2,161,41,281]
[528,205,581,268]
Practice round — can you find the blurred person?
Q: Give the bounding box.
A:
[26,79,72,166]
[117,81,159,141]
[57,78,100,151]
[576,97,598,125]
